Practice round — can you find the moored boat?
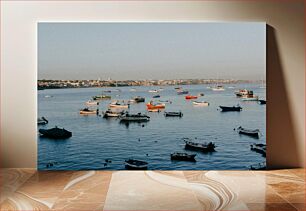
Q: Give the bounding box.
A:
[235,89,249,97]
[237,126,260,138]
[153,95,160,98]
[184,139,216,152]
[103,109,125,118]
[125,159,148,170]
[38,117,48,125]
[241,91,258,101]
[219,105,242,112]
[146,101,165,110]
[170,152,196,161]
[185,95,198,100]
[120,113,150,122]
[109,101,129,109]
[92,95,111,101]
[134,96,145,103]
[250,143,266,157]
[85,100,99,106]
[80,108,99,115]
[177,90,189,95]
[39,126,72,139]
[148,90,158,93]
[212,85,225,91]
[164,111,183,117]
[259,100,266,105]
[193,101,209,106]
[250,162,266,170]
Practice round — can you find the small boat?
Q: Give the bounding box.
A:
[158,88,164,91]
[212,85,225,91]
[92,95,111,100]
[37,117,48,125]
[228,86,235,89]
[103,109,125,118]
[120,113,150,122]
[235,89,249,97]
[103,90,112,93]
[134,96,145,103]
[184,139,216,152]
[125,159,148,170]
[241,91,258,101]
[39,126,72,139]
[147,108,161,112]
[250,143,266,157]
[85,100,99,106]
[193,101,209,106]
[158,100,172,104]
[250,162,266,170]
[44,95,53,98]
[130,88,137,92]
[171,153,196,161]
[109,101,129,109]
[174,87,182,90]
[219,105,242,112]
[146,101,165,110]
[148,90,158,93]
[80,108,98,115]
[259,100,266,105]
[237,126,260,138]
[153,95,160,98]
[164,111,183,117]
[185,95,198,100]
[177,90,189,95]
[198,93,205,96]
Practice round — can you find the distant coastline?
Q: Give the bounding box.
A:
[38,79,264,90]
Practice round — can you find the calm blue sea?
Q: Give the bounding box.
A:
[38,84,266,170]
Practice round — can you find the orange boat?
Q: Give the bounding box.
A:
[146,101,165,109]
[185,95,198,100]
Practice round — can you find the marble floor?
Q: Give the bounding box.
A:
[0,169,304,211]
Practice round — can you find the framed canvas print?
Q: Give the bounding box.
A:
[37,22,266,170]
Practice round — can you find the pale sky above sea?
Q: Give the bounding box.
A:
[38,22,266,80]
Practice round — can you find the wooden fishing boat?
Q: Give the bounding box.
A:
[120,113,150,122]
[219,106,242,112]
[185,95,198,100]
[37,117,48,125]
[125,159,148,170]
[103,109,125,118]
[250,143,266,157]
[170,153,196,161]
[241,91,258,101]
[164,111,183,117]
[235,89,249,97]
[80,108,98,115]
[184,139,216,152]
[146,101,165,109]
[109,101,129,109]
[259,100,266,105]
[193,101,209,106]
[39,127,72,139]
[237,126,260,138]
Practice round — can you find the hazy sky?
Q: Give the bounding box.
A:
[38,22,266,80]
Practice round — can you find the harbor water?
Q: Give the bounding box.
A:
[38,84,266,170]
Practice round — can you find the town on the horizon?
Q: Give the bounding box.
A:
[38,78,264,90]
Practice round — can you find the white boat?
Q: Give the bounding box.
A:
[38,117,48,125]
[148,90,158,93]
[44,95,53,98]
[212,85,225,91]
[193,101,209,106]
[242,96,259,101]
[109,101,129,109]
[85,100,99,106]
[130,88,136,92]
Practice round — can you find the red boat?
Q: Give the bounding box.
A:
[185,95,198,100]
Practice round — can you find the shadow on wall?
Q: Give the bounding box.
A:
[266,25,299,169]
